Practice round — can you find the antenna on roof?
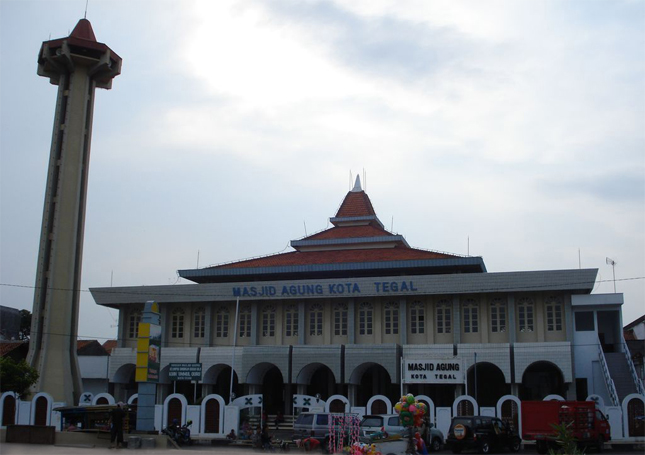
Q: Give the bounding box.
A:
[391,216,394,232]
[303,221,308,237]
[467,236,470,256]
[197,250,200,268]
[363,168,366,192]
[84,0,89,18]
[349,170,352,191]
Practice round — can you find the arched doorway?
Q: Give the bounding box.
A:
[113,363,137,403]
[500,397,520,430]
[296,363,338,400]
[466,362,509,407]
[455,398,475,416]
[34,396,48,426]
[166,397,183,427]
[247,363,285,414]
[308,365,336,398]
[2,395,16,426]
[349,363,396,407]
[627,396,645,437]
[263,367,284,414]
[520,362,565,400]
[203,364,241,403]
[204,398,221,433]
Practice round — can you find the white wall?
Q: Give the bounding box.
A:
[632,323,645,340]
[78,356,109,379]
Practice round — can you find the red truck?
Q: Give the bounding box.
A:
[521,401,610,453]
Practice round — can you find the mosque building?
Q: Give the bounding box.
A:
[91,176,632,416]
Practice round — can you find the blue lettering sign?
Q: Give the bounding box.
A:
[374,281,418,293]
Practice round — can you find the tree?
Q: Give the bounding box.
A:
[0,357,39,398]
[548,422,585,455]
[18,309,31,340]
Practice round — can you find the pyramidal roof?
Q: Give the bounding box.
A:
[178,177,486,283]
[70,18,97,41]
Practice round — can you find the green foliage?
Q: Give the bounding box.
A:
[19,309,31,340]
[0,357,39,398]
[547,422,585,455]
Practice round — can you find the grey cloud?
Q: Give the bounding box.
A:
[259,0,475,82]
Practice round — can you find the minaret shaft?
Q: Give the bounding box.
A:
[28,19,121,405]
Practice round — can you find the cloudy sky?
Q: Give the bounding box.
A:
[1,0,643,342]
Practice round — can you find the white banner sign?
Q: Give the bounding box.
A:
[403,359,464,384]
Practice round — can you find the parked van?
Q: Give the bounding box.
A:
[292,412,331,442]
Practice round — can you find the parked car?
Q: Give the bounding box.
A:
[446,416,521,454]
[360,414,445,452]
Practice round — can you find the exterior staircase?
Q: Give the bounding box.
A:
[604,352,638,403]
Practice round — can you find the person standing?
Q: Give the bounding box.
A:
[110,403,126,449]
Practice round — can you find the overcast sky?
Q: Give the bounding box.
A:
[1,0,643,343]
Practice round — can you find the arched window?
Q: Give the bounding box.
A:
[334,303,348,336]
[216,307,229,338]
[518,298,534,332]
[171,308,184,339]
[194,307,205,338]
[490,298,506,333]
[410,301,425,334]
[546,296,563,331]
[359,302,373,335]
[384,302,399,335]
[436,299,451,334]
[128,310,142,338]
[463,299,478,333]
[309,303,323,336]
[285,304,299,337]
[239,305,251,337]
[262,305,276,337]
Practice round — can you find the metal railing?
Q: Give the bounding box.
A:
[598,340,620,406]
[621,336,645,396]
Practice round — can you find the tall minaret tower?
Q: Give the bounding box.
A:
[28,18,121,405]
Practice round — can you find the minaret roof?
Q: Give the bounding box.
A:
[334,176,377,219]
[70,18,97,42]
[37,18,122,89]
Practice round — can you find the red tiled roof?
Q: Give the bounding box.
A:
[335,191,376,218]
[102,340,117,354]
[0,341,28,357]
[77,340,94,350]
[304,225,393,241]
[624,315,645,330]
[216,246,458,269]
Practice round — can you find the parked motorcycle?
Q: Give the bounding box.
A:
[162,419,193,446]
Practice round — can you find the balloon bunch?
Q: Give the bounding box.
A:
[393,393,427,427]
[350,442,381,455]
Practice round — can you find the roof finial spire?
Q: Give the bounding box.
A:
[351,174,362,192]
